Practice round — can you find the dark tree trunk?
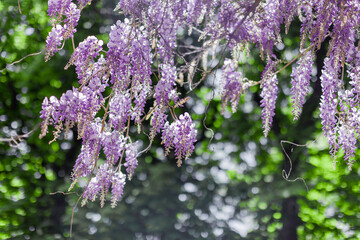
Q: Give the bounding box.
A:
[279,196,301,240]
[278,40,328,240]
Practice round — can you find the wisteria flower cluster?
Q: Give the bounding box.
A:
[260,58,278,137]
[290,51,314,120]
[162,113,197,167]
[220,59,245,113]
[40,0,360,207]
[45,0,84,61]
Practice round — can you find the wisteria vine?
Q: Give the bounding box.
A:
[39,0,360,209]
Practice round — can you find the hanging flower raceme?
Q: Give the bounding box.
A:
[107,19,152,88]
[63,3,81,39]
[114,0,148,17]
[290,50,314,120]
[40,96,59,138]
[66,36,103,81]
[101,130,127,165]
[254,0,283,56]
[149,64,179,138]
[108,91,132,133]
[162,113,197,167]
[45,0,86,61]
[154,64,179,106]
[110,172,126,208]
[124,142,139,179]
[45,25,64,61]
[47,0,71,18]
[71,118,102,183]
[337,111,356,168]
[186,0,210,25]
[220,58,245,113]
[260,59,278,137]
[107,19,152,125]
[72,142,97,180]
[149,107,168,140]
[81,163,113,207]
[319,57,340,160]
[71,119,129,208]
[147,0,185,64]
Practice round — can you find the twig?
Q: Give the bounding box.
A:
[187,0,261,93]
[0,123,40,147]
[18,0,22,14]
[71,37,76,51]
[0,51,43,73]
[274,33,330,75]
[274,44,314,75]
[50,191,79,196]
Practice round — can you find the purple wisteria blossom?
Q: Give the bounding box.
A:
[260,59,278,137]
[336,87,358,169]
[109,92,131,132]
[101,130,127,165]
[149,63,179,137]
[207,0,251,44]
[290,50,314,120]
[107,19,152,125]
[114,0,148,17]
[69,120,101,186]
[316,1,360,169]
[154,64,178,106]
[280,0,298,32]
[337,118,356,168]
[255,0,283,56]
[40,97,54,138]
[149,107,168,140]
[39,87,101,145]
[308,1,338,49]
[82,163,113,207]
[72,141,98,180]
[63,3,81,39]
[52,88,97,123]
[161,113,197,167]
[45,25,64,61]
[66,36,104,83]
[131,82,151,125]
[47,0,71,18]
[208,0,283,55]
[319,57,339,160]
[147,0,182,64]
[220,58,244,113]
[124,142,139,179]
[107,19,152,89]
[111,172,126,208]
[46,0,89,61]
[186,0,206,24]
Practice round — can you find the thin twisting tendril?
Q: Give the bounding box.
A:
[280,135,322,192]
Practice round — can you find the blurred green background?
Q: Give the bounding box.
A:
[1,0,359,239]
